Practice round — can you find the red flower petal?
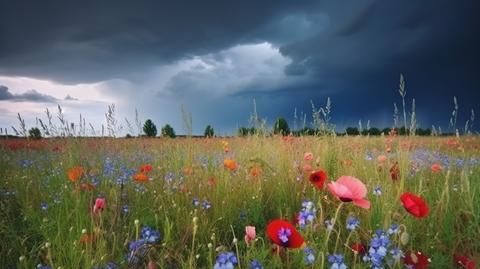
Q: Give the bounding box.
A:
[350,243,366,254]
[309,170,328,189]
[404,251,431,269]
[454,254,476,269]
[266,219,305,249]
[400,192,429,218]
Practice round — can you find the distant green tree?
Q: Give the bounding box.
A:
[143,119,157,137]
[28,127,42,139]
[238,127,249,137]
[273,117,290,136]
[368,128,381,136]
[346,127,360,135]
[161,124,176,138]
[382,128,392,135]
[416,128,432,136]
[204,125,214,137]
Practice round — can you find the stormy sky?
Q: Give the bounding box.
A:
[0,0,478,135]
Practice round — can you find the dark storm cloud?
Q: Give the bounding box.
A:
[0,0,320,84]
[0,85,57,102]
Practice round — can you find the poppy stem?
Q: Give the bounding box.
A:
[230,225,242,269]
[323,202,343,254]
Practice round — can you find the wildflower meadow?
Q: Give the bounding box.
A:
[1,134,478,268]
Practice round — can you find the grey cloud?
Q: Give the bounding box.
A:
[64,94,78,101]
[0,85,57,103]
[0,0,320,84]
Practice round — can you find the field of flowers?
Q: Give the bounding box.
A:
[0,135,478,269]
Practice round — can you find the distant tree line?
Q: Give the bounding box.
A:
[237,117,435,137]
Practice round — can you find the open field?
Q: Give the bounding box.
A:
[1,135,479,269]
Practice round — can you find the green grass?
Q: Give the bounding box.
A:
[0,135,478,268]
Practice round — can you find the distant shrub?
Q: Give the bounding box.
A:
[204,125,214,137]
[28,127,42,139]
[162,124,176,138]
[273,117,290,136]
[143,119,157,137]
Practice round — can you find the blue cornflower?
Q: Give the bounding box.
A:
[298,200,316,228]
[387,224,399,235]
[192,198,200,207]
[304,247,315,265]
[390,247,404,260]
[20,159,33,168]
[346,217,360,231]
[373,186,382,196]
[122,204,129,213]
[105,262,119,269]
[363,229,391,268]
[202,199,211,210]
[40,202,48,211]
[214,252,238,269]
[249,259,264,269]
[127,239,149,265]
[278,227,292,243]
[103,157,115,176]
[239,210,247,220]
[164,172,175,182]
[328,254,347,269]
[141,226,161,243]
[91,177,100,187]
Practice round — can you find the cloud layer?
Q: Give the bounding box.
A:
[0,85,57,102]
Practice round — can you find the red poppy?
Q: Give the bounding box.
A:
[68,166,84,182]
[183,166,193,175]
[133,173,149,183]
[79,233,92,244]
[148,261,158,269]
[350,243,366,254]
[430,163,442,173]
[224,159,238,171]
[454,254,476,269]
[80,183,95,191]
[140,164,153,173]
[309,170,328,189]
[390,162,399,181]
[404,251,430,269]
[266,219,305,248]
[249,165,262,177]
[400,192,429,218]
[207,177,217,187]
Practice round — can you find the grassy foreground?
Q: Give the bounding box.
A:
[0,135,479,268]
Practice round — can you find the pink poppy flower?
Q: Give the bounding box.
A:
[302,164,312,173]
[304,152,314,161]
[377,155,387,162]
[93,197,106,214]
[430,163,442,173]
[327,176,371,209]
[244,226,256,245]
